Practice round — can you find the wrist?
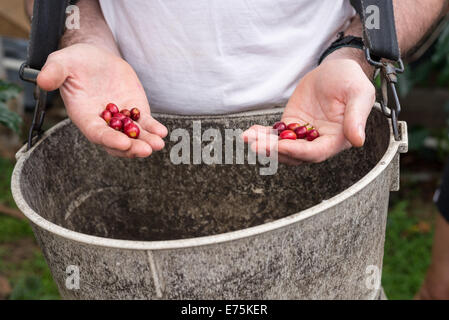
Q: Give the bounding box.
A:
[322,47,376,80]
[61,33,121,57]
[323,16,376,80]
[60,0,121,57]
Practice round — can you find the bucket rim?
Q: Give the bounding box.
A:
[11,106,407,250]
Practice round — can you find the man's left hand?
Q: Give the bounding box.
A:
[243,51,376,165]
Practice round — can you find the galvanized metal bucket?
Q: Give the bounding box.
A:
[11,106,407,299]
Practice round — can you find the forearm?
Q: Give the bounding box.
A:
[25,0,120,56]
[62,0,120,56]
[392,0,449,56]
[325,0,449,78]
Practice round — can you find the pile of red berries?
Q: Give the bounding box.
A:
[273,122,319,141]
[100,103,141,139]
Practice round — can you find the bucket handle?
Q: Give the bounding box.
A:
[397,120,408,154]
[389,120,408,192]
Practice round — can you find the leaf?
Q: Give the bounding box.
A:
[0,101,22,134]
[0,80,21,102]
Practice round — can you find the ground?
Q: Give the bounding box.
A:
[0,158,59,299]
[0,149,443,300]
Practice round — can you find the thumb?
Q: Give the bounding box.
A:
[343,86,375,147]
[37,57,69,91]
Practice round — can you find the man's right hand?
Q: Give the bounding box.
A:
[37,43,167,158]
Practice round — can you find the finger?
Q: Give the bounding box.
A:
[138,129,165,152]
[242,125,275,143]
[278,154,303,166]
[126,139,153,158]
[104,147,128,158]
[86,120,133,151]
[87,119,154,158]
[249,133,279,156]
[128,120,165,152]
[69,107,134,152]
[277,135,341,163]
[99,128,134,151]
[37,58,69,91]
[105,140,153,158]
[343,82,375,147]
[249,140,302,165]
[140,114,168,138]
[104,139,152,158]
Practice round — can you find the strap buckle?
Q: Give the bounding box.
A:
[19,63,49,150]
[365,48,404,141]
[19,63,40,84]
[27,87,48,151]
[19,63,48,150]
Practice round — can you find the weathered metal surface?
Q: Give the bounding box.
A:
[11,107,407,299]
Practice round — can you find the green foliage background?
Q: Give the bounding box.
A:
[0,80,22,134]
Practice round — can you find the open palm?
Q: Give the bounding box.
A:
[243,59,375,165]
[37,43,167,158]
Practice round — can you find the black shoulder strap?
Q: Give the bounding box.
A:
[20,0,70,150]
[350,0,401,61]
[350,0,404,142]
[28,0,70,70]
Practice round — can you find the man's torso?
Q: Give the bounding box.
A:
[100,0,355,115]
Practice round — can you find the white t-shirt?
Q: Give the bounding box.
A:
[99,0,355,115]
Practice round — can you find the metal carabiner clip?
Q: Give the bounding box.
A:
[365,49,404,141]
[27,87,48,150]
[20,63,48,150]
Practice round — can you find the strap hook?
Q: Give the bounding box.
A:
[365,48,404,141]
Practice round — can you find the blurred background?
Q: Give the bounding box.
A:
[0,2,449,300]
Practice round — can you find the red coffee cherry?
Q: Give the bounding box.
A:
[113,113,127,122]
[122,117,133,127]
[123,123,140,139]
[294,125,308,139]
[279,130,297,140]
[130,108,141,121]
[100,110,112,124]
[109,117,123,131]
[287,123,301,131]
[307,129,320,141]
[273,122,287,134]
[105,103,119,115]
[120,109,131,118]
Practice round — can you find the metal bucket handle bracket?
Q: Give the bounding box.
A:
[389,120,408,192]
